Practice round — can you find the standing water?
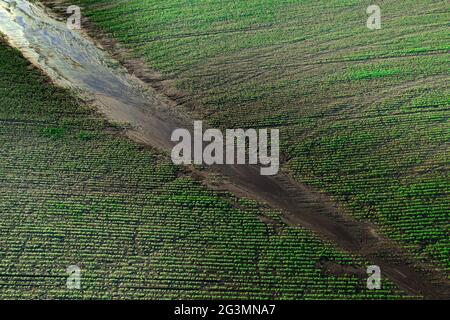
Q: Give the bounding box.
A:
[0,0,445,298]
[0,0,183,149]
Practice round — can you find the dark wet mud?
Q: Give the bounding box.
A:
[1,0,448,299]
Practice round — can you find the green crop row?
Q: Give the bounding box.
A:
[0,40,406,299]
[66,0,449,271]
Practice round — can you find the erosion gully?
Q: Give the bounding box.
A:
[0,0,447,299]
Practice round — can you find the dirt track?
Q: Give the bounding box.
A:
[2,0,449,299]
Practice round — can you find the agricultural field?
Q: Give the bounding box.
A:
[0,39,408,299]
[65,0,449,271]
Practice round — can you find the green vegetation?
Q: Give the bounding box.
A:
[346,68,401,80]
[0,40,407,298]
[70,0,449,270]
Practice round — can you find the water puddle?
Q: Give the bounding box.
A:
[0,0,445,298]
[0,0,182,149]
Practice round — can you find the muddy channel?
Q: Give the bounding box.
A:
[0,0,448,298]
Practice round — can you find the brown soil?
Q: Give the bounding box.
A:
[30,0,450,299]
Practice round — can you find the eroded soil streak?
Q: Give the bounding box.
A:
[1,0,448,298]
